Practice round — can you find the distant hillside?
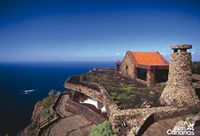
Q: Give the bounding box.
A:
[193,62,200,74]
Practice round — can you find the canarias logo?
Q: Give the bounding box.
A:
[167,122,195,135]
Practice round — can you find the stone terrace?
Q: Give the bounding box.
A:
[64,45,200,136]
[65,68,198,136]
[81,69,162,109]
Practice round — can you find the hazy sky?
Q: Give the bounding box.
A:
[0,0,200,62]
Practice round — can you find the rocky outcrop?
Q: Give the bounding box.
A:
[31,101,45,121]
[143,113,200,136]
[20,92,106,136]
[160,44,199,107]
[42,94,106,136]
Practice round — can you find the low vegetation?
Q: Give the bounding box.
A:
[39,94,57,122]
[42,95,56,108]
[83,69,162,109]
[20,120,37,136]
[89,121,116,136]
[40,108,52,122]
[29,120,37,130]
[22,94,57,135]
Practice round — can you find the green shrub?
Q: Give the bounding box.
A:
[137,88,149,92]
[40,108,52,120]
[29,120,37,130]
[89,121,117,136]
[110,92,117,97]
[42,95,55,108]
[126,86,136,94]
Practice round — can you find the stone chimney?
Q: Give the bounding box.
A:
[160,44,198,107]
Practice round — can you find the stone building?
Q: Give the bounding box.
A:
[160,44,198,106]
[120,51,169,87]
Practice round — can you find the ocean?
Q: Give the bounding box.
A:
[0,61,114,136]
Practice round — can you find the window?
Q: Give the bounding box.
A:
[137,68,147,81]
[125,65,128,71]
[155,69,168,83]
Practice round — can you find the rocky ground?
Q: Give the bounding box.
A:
[42,94,106,136]
[20,93,106,136]
[143,113,200,136]
[43,115,95,136]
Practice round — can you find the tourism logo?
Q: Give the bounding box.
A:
[167,121,195,135]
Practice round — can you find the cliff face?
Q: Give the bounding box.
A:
[19,95,57,136]
[19,101,44,136]
[20,92,106,136]
[31,101,45,121]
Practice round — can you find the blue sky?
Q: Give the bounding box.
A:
[0,0,200,62]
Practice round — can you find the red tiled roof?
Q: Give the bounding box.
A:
[130,52,168,65]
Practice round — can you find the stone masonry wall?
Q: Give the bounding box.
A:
[146,67,155,87]
[110,106,191,136]
[65,83,104,103]
[160,44,198,107]
[121,52,137,79]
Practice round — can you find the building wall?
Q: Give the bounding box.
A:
[147,67,155,87]
[121,52,169,87]
[121,52,137,79]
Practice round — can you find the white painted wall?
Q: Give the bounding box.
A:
[80,98,107,113]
